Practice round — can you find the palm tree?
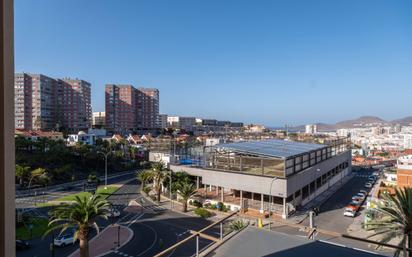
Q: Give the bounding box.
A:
[149,161,167,203]
[15,164,31,186]
[177,182,197,212]
[137,170,152,190]
[366,188,412,257]
[44,195,111,257]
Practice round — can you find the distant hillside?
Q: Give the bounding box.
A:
[282,115,412,132]
[391,116,412,125]
[335,116,386,128]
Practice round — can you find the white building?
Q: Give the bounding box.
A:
[167,116,197,131]
[404,134,412,149]
[92,112,105,127]
[305,124,317,134]
[67,131,96,146]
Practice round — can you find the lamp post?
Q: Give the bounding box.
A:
[268,176,278,230]
[97,150,111,189]
[314,168,320,198]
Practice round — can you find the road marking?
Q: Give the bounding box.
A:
[135,223,158,257]
[127,213,145,228]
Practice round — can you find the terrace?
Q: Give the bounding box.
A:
[173,138,350,179]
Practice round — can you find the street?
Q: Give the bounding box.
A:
[305,168,374,233]
[17,175,217,257]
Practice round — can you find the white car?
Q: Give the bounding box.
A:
[54,234,75,247]
[365,182,373,188]
[344,210,356,217]
[107,208,121,218]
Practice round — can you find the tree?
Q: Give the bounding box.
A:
[44,195,110,257]
[15,164,31,186]
[137,170,152,190]
[149,161,167,203]
[366,188,412,257]
[28,167,46,188]
[177,182,196,212]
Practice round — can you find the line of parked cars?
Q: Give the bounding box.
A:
[343,174,378,217]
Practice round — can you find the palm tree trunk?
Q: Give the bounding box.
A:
[79,227,89,257]
[182,200,187,212]
[408,234,412,257]
[157,187,161,203]
[79,238,89,257]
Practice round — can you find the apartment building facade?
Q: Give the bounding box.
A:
[105,85,159,133]
[138,87,160,130]
[14,73,92,131]
[56,78,92,131]
[15,73,57,130]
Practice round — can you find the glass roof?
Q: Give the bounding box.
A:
[215,139,326,159]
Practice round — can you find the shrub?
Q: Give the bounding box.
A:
[210,204,217,210]
[190,200,203,208]
[203,203,211,209]
[217,202,224,211]
[229,219,247,231]
[194,208,213,218]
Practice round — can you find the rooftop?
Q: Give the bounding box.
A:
[215,139,326,159]
[207,227,384,257]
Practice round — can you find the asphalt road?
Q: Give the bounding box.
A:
[16,173,138,257]
[16,171,137,209]
[302,168,375,233]
[17,176,217,257]
[104,180,217,257]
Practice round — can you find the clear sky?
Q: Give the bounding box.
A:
[15,0,412,126]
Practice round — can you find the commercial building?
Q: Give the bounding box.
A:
[92,112,106,128]
[396,155,412,188]
[14,73,92,131]
[105,84,160,133]
[169,137,351,218]
[305,124,317,134]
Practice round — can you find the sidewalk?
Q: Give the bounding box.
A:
[289,173,355,224]
[68,225,133,257]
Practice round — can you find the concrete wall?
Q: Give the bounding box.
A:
[286,151,351,196]
[171,165,287,197]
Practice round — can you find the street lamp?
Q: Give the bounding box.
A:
[97,150,111,189]
[314,168,320,198]
[268,176,278,230]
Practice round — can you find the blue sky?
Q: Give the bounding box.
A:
[15,0,412,126]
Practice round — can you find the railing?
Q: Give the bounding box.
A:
[154,211,239,257]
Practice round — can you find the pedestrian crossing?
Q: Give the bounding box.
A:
[142,204,167,213]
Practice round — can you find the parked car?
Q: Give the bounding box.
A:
[359,190,368,195]
[16,240,31,250]
[344,210,356,217]
[352,196,362,201]
[54,233,76,247]
[346,205,359,212]
[107,208,121,218]
[357,192,366,198]
[365,182,373,188]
